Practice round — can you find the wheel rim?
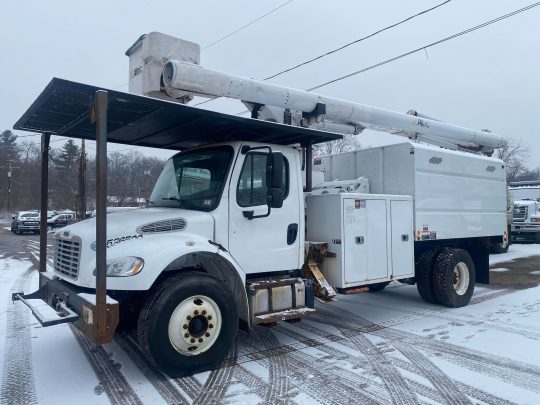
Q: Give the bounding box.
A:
[453,262,470,295]
[168,295,222,356]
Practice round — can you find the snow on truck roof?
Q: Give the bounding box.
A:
[14,78,341,150]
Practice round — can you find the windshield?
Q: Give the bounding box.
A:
[149,147,233,211]
[21,213,39,218]
[511,188,540,201]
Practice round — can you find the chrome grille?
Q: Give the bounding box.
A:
[513,206,527,222]
[137,218,187,234]
[54,236,81,279]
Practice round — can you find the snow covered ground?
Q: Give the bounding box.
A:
[1,230,540,404]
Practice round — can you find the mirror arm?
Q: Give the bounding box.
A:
[242,207,271,220]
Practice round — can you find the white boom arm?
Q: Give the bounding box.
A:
[161,60,505,154]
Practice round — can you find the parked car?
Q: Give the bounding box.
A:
[47,213,74,229]
[11,211,40,235]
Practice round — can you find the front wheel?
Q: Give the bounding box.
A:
[432,248,475,308]
[138,273,237,377]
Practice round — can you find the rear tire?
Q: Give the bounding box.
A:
[415,248,441,304]
[432,248,475,308]
[368,282,389,292]
[138,273,237,377]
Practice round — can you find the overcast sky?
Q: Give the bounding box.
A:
[1,0,539,165]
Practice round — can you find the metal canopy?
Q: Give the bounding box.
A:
[14,78,342,149]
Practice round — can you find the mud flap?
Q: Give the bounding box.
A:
[470,244,490,284]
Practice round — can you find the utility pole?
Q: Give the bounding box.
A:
[79,138,87,220]
[6,161,20,213]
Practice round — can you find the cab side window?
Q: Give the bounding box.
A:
[237,153,289,207]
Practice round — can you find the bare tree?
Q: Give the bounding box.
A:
[313,135,361,157]
[496,137,530,181]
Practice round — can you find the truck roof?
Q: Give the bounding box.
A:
[14,78,342,150]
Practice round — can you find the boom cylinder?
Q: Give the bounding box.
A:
[163,60,506,153]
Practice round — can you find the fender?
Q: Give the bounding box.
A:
[161,246,250,325]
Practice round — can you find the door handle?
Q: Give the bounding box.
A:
[355,236,364,244]
[401,234,409,242]
[287,224,298,245]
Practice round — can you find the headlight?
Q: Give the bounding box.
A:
[93,256,144,277]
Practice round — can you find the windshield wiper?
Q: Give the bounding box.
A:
[162,196,184,207]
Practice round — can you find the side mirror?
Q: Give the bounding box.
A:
[267,152,284,189]
[268,188,284,209]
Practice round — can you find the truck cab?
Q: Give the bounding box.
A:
[510,185,540,242]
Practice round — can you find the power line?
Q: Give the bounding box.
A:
[263,0,453,80]
[307,1,540,92]
[194,1,452,108]
[202,0,294,50]
[112,2,294,94]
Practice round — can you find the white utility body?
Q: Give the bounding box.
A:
[13,32,508,377]
[306,193,414,289]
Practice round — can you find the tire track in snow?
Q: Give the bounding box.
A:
[251,327,390,404]
[71,326,143,405]
[301,312,514,404]
[191,339,238,404]
[0,265,38,405]
[252,327,291,404]
[318,304,540,395]
[115,331,190,404]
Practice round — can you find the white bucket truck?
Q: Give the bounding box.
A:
[13,32,507,377]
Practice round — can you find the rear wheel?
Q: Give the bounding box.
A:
[415,248,441,304]
[432,248,475,308]
[138,273,237,377]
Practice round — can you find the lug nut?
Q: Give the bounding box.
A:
[183,324,188,329]
[187,315,192,320]
[202,310,207,315]
[207,315,212,320]
[198,338,203,343]
[205,332,210,337]
[190,338,195,343]
[194,310,199,315]
[209,324,213,329]
[184,333,189,338]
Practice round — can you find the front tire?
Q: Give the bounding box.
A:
[138,273,237,377]
[432,248,475,308]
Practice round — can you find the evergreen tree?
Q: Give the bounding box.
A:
[0,130,19,161]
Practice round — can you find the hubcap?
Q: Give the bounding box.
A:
[453,262,470,296]
[168,295,222,356]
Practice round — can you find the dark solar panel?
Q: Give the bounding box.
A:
[14,78,342,150]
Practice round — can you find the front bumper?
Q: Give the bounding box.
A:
[13,272,119,344]
[17,224,40,231]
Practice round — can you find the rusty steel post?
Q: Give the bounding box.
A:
[305,142,313,192]
[94,90,108,342]
[39,133,51,273]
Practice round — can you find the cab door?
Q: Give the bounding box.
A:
[228,145,302,274]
